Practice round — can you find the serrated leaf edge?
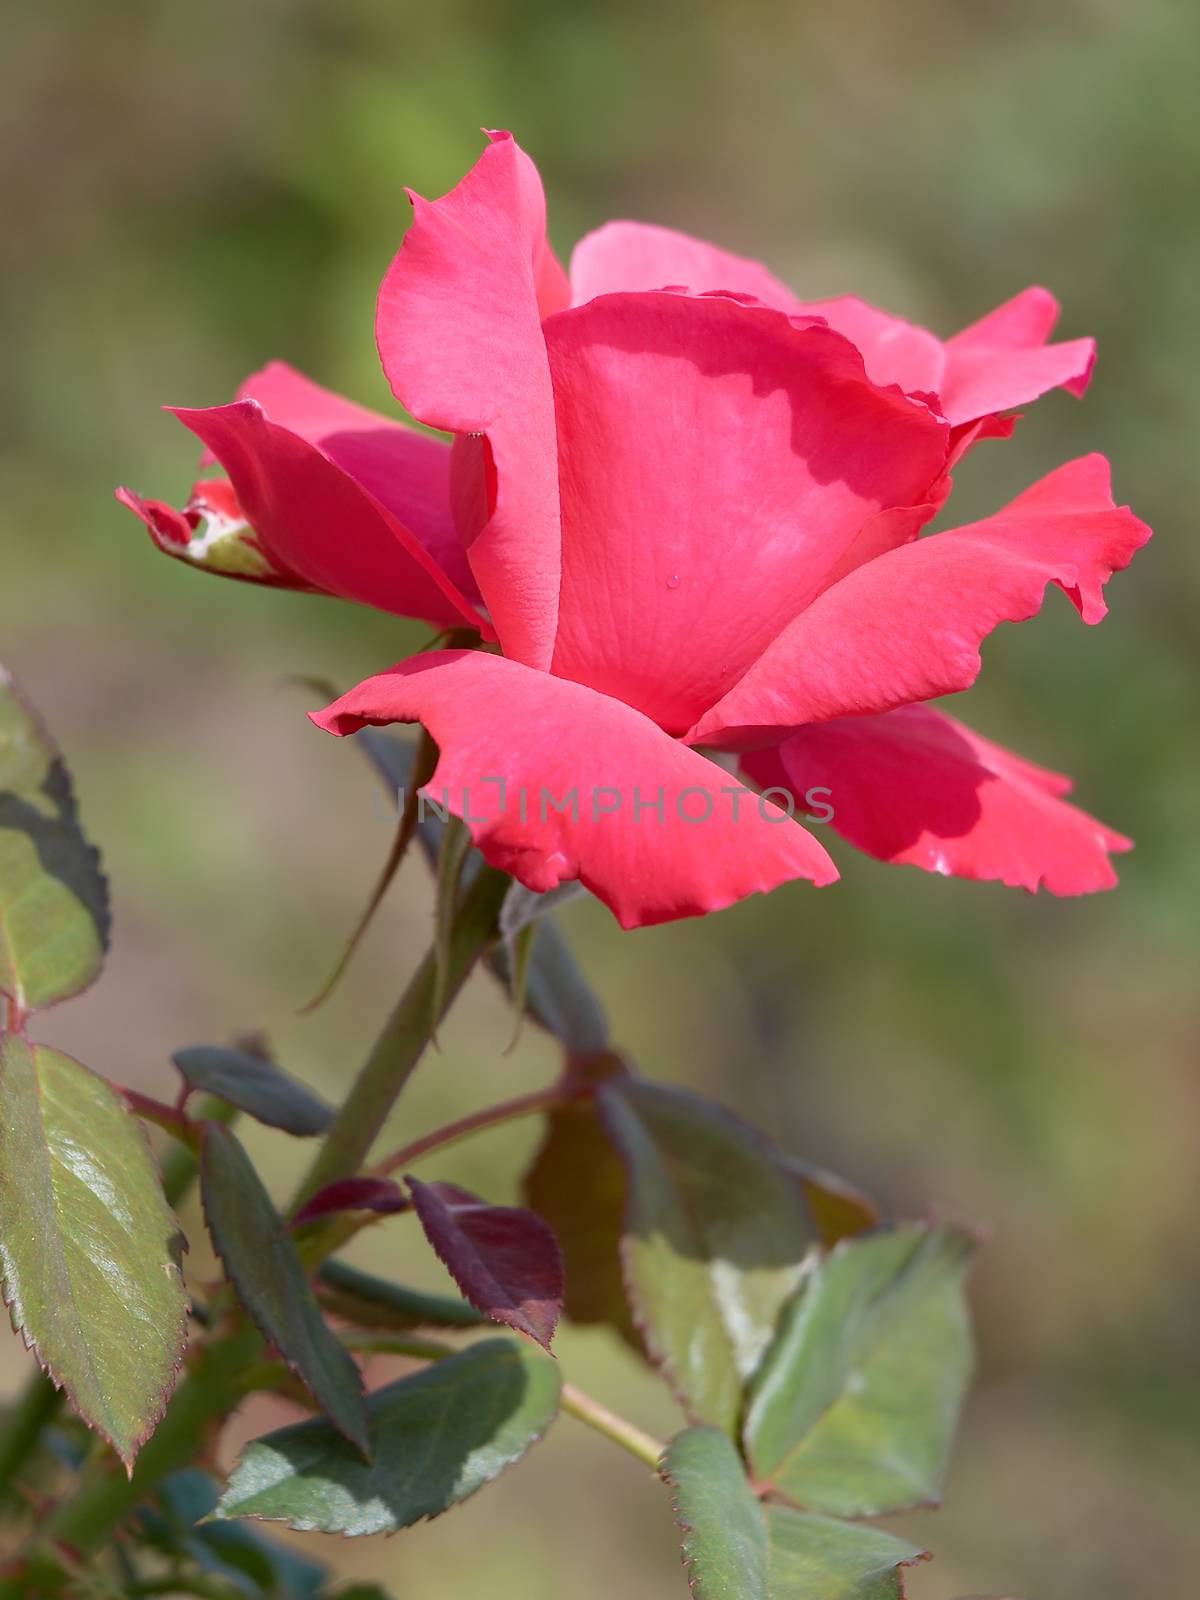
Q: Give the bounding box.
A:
[217,1340,562,1538]
[199,1123,369,1457]
[0,1042,188,1474]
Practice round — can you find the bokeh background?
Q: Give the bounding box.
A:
[2,1,1197,1595]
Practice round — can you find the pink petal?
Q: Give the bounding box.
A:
[497,128,571,320]
[792,296,947,397]
[569,219,801,312]
[309,650,837,929]
[688,455,1150,746]
[168,400,485,629]
[233,361,480,602]
[376,131,562,668]
[744,705,1131,895]
[940,287,1096,427]
[545,291,949,734]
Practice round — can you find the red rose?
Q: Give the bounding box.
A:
[120,133,1148,927]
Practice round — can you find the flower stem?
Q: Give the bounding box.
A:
[559,1382,665,1471]
[371,1083,575,1177]
[21,1328,262,1579]
[119,1089,197,1147]
[291,863,510,1208]
[0,1374,62,1501]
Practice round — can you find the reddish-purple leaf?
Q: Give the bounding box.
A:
[291,1177,411,1228]
[407,1178,564,1351]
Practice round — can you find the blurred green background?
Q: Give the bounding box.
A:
[2,0,1197,1595]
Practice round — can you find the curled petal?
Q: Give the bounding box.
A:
[310,650,837,930]
[940,286,1095,426]
[169,400,484,629]
[376,131,563,667]
[688,456,1150,746]
[232,361,480,602]
[545,291,949,734]
[744,705,1130,894]
[793,296,947,396]
[794,287,1093,428]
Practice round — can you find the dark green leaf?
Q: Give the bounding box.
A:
[200,1123,367,1453]
[0,667,109,1014]
[357,730,608,1055]
[522,1055,640,1348]
[599,1079,813,1434]
[662,1425,928,1600]
[315,1259,487,1331]
[0,1037,187,1469]
[173,1045,333,1137]
[745,1223,975,1516]
[217,1339,560,1534]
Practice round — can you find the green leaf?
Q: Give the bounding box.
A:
[200,1123,367,1453]
[522,1055,640,1349]
[315,1259,488,1331]
[0,667,109,1014]
[217,1339,560,1534]
[744,1223,975,1517]
[662,1425,770,1599]
[598,1080,813,1434]
[172,1045,333,1137]
[0,1037,187,1469]
[662,1425,928,1600]
[765,1508,928,1600]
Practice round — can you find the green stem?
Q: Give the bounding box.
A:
[559,1383,665,1471]
[119,1089,196,1148]
[32,1329,261,1570]
[0,1373,62,1500]
[291,863,510,1209]
[159,1096,238,1208]
[10,872,510,1582]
